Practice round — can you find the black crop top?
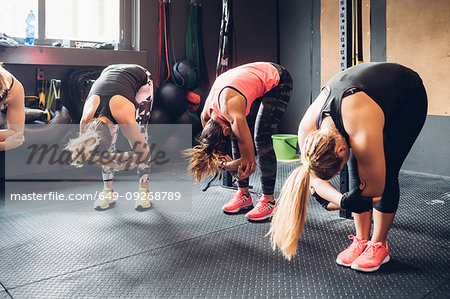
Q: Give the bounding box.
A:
[88,64,149,123]
[316,62,423,145]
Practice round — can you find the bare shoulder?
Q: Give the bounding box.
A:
[80,95,100,123]
[5,77,24,109]
[341,91,384,136]
[220,88,246,121]
[298,87,329,144]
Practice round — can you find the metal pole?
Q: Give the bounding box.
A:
[339,0,353,219]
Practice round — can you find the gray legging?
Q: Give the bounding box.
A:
[231,63,293,195]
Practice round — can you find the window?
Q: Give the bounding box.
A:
[0,0,136,50]
[45,0,119,43]
[0,0,39,38]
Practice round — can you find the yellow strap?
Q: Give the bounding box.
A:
[39,92,45,106]
[44,109,51,122]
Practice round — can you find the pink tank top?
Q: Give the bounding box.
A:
[206,62,280,121]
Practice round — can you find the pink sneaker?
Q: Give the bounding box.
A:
[351,241,390,272]
[245,197,275,221]
[336,235,368,267]
[222,191,253,213]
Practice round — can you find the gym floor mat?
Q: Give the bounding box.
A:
[0,163,449,298]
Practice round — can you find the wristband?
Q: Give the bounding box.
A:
[113,162,120,172]
[312,192,330,210]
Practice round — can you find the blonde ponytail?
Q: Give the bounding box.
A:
[65,120,111,167]
[268,129,345,260]
[268,163,311,260]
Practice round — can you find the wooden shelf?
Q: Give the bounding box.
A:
[0,46,147,67]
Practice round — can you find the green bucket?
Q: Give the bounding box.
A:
[272,134,298,160]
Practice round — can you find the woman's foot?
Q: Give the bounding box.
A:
[222,190,253,213]
[245,196,276,221]
[336,235,368,267]
[351,241,390,272]
[93,188,116,210]
[135,188,151,211]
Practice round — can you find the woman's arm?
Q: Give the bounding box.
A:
[310,176,343,208]
[298,88,329,146]
[221,89,256,178]
[0,77,25,150]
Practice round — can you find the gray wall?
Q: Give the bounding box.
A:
[403,116,450,176]
[278,0,321,134]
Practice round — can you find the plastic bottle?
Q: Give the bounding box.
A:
[24,10,36,46]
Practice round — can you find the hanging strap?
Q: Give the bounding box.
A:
[186,3,199,67]
[186,1,209,85]
[216,0,233,77]
[156,0,173,87]
[356,0,363,63]
[162,1,170,85]
[156,1,163,87]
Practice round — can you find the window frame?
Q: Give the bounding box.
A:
[19,0,139,51]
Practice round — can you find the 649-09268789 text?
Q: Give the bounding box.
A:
[9,191,182,201]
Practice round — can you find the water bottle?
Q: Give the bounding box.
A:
[24,10,36,46]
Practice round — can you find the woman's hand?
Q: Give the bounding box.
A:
[235,161,257,180]
[340,186,373,213]
[220,156,239,172]
[5,131,24,150]
[220,157,257,180]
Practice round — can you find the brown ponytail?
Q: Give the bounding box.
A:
[185,118,231,183]
[268,129,344,260]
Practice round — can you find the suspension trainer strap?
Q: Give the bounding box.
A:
[156,1,163,87]
[186,1,209,85]
[356,0,363,63]
[216,0,233,76]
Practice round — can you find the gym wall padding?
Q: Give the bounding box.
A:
[386,0,450,116]
[320,0,371,86]
[278,0,322,134]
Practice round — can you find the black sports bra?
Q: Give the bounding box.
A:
[93,95,118,124]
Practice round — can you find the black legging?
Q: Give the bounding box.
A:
[231,64,293,195]
[347,84,428,213]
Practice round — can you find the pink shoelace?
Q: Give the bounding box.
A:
[347,235,367,251]
[363,241,384,258]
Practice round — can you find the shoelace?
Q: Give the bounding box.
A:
[256,199,274,212]
[232,193,249,203]
[348,235,366,250]
[364,241,383,258]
